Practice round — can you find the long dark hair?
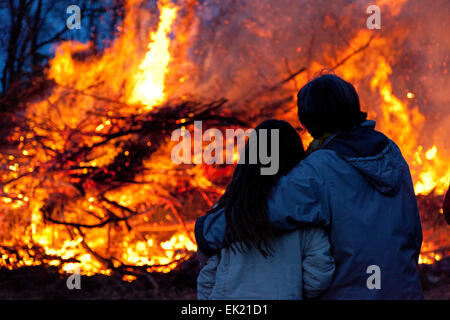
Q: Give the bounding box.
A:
[209,119,306,257]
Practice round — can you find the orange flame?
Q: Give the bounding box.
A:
[127,2,178,109]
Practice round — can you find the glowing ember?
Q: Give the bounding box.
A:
[425,146,437,160]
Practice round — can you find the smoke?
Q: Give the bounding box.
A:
[398,0,450,153]
[174,1,365,100]
[171,0,449,150]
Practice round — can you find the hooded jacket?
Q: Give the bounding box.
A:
[195,120,424,299]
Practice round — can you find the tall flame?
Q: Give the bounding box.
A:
[127,2,178,109]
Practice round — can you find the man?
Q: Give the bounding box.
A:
[195,74,424,299]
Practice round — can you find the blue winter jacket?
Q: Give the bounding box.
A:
[195,120,424,299]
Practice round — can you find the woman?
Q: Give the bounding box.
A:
[196,119,335,300]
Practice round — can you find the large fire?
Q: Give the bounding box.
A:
[0,0,448,280]
[128,2,178,107]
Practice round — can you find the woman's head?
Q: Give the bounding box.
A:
[297,74,367,139]
[214,119,306,257]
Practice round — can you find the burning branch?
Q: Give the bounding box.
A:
[0,90,249,275]
[330,35,375,70]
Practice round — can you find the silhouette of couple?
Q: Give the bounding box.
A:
[195,74,424,300]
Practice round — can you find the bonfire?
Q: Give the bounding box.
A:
[0,0,448,294]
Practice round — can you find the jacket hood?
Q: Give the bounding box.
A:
[322,120,405,196]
